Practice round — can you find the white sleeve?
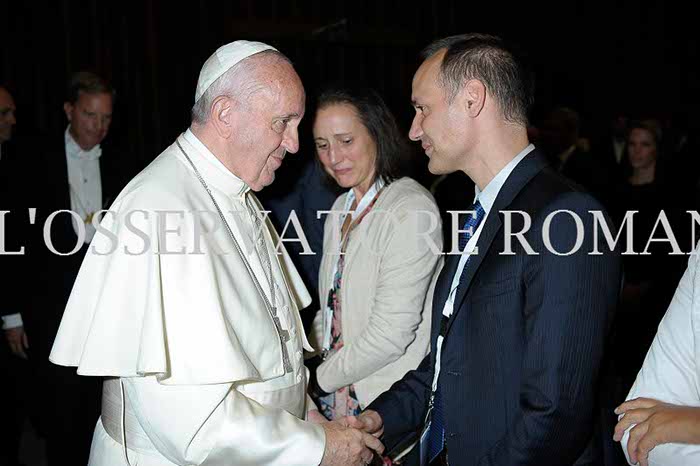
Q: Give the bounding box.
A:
[1,313,23,329]
[125,376,326,466]
[620,249,700,465]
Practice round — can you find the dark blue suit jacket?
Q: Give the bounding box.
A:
[368,149,621,466]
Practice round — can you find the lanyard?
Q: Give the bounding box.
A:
[321,178,385,352]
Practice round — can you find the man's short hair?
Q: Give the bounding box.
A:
[66,71,115,104]
[421,33,534,126]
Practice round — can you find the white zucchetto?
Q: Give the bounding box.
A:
[195,40,277,102]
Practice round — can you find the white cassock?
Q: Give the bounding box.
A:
[50,129,325,466]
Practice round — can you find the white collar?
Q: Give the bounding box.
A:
[474,143,535,213]
[180,129,250,198]
[343,178,386,219]
[65,126,102,161]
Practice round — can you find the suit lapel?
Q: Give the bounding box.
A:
[56,141,71,210]
[434,253,459,310]
[444,149,549,335]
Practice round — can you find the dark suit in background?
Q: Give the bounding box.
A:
[369,150,622,465]
[26,134,131,466]
[1,133,41,466]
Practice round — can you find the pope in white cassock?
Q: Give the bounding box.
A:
[48,41,384,466]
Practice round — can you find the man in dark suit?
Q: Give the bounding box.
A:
[0,84,33,466]
[8,71,130,466]
[1,85,24,352]
[592,112,628,174]
[349,34,621,466]
[539,107,612,205]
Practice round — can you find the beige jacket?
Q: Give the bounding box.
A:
[308,177,443,407]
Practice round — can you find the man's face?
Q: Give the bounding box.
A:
[234,63,305,191]
[64,91,113,151]
[408,50,471,175]
[0,87,17,144]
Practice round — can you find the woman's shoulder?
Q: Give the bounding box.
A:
[383,177,438,209]
[330,191,349,210]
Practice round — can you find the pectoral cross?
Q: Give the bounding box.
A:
[272,314,293,373]
[272,315,290,342]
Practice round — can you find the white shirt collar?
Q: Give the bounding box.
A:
[65,126,102,161]
[474,143,535,213]
[180,128,250,197]
[343,178,386,219]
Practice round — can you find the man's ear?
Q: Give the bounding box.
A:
[63,102,74,122]
[210,96,234,138]
[463,79,486,117]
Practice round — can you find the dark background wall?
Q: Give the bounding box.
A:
[1,0,697,173]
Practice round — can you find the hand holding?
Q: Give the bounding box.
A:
[320,421,384,466]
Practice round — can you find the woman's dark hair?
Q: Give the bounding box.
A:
[314,86,411,186]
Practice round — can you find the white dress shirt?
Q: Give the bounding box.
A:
[614,138,626,164]
[65,126,102,243]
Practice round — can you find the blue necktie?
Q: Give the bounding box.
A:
[427,200,485,463]
[458,200,485,252]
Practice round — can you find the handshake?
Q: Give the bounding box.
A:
[312,409,386,466]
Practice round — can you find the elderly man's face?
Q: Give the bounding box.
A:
[64,91,113,151]
[236,63,305,191]
[0,87,17,144]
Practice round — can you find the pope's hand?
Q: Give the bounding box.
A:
[308,409,329,424]
[320,420,384,466]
